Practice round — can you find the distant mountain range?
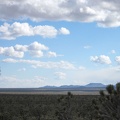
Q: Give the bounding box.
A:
[40,83,106,90]
[85,83,106,87]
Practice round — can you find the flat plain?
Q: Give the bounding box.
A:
[0,88,102,95]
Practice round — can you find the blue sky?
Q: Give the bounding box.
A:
[0,0,120,87]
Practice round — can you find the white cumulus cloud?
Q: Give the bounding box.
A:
[0,41,62,58]
[14,44,28,52]
[0,22,70,40]
[0,0,120,27]
[90,55,112,64]
[30,50,43,58]
[59,27,70,35]
[0,41,49,58]
[115,56,120,64]
[0,46,24,58]
[28,41,48,51]
[47,51,57,57]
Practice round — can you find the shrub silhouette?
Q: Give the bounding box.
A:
[93,82,120,120]
[55,92,73,120]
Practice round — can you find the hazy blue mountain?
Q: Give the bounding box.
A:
[40,83,106,89]
[85,83,106,87]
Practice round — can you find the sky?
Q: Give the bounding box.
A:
[0,0,120,88]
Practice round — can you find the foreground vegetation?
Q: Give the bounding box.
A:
[0,83,120,120]
[0,94,97,120]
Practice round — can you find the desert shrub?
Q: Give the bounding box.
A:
[93,82,120,120]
